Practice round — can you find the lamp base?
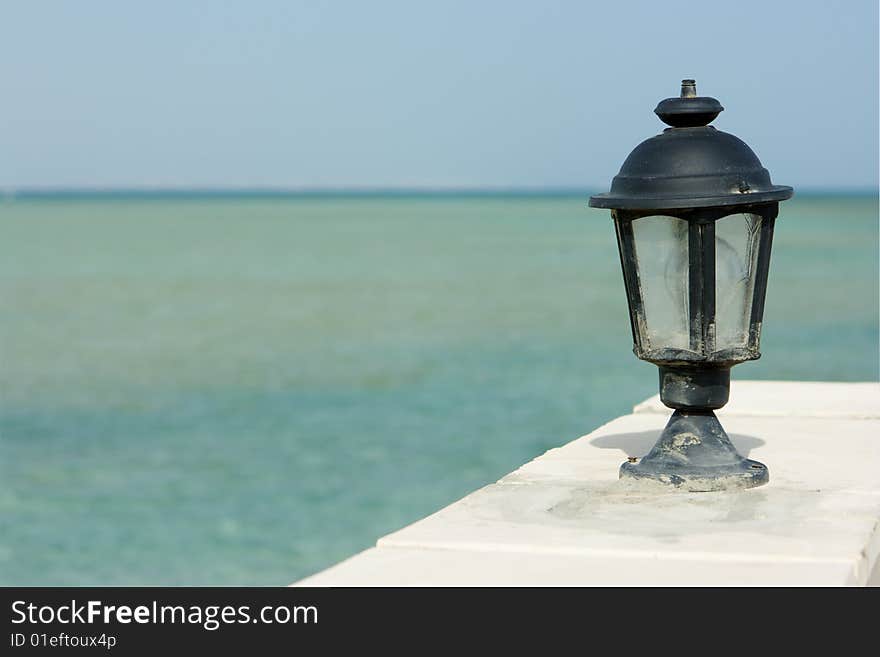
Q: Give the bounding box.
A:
[620,409,768,492]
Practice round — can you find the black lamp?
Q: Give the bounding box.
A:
[589,79,793,491]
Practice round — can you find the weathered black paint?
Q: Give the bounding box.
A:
[588,80,793,490]
[589,80,793,210]
[620,410,769,492]
[658,365,730,410]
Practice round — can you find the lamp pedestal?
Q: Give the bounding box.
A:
[620,366,769,491]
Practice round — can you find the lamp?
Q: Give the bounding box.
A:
[589,79,793,491]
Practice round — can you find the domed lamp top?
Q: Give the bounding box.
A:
[589,80,793,210]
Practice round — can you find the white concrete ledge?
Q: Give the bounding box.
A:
[295,546,868,587]
[293,381,880,587]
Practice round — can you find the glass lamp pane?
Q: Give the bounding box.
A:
[714,213,762,348]
[630,215,690,352]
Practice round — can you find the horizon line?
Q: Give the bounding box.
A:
[2,184,878,200]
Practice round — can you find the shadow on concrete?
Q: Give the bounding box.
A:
[590,430,765,458]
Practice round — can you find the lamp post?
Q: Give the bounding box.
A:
[589,80,792,491]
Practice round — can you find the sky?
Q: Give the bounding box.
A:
[0,0,877,191]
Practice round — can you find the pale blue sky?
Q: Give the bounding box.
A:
[1,0,877,190]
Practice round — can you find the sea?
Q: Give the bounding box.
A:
[1,191,877,585]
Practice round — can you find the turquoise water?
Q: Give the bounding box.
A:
[1,193,877,585]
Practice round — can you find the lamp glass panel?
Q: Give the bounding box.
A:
[630,215,690,352]
[714,213,762,348]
